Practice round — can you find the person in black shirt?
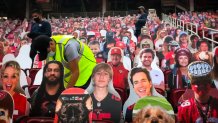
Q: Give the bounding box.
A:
[27,9,51,40]
[135,6,147,38]
[30,61,65,117]
[86,63,122,122]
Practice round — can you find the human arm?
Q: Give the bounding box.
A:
[66,58,80,88]
[64,40,81,88]
[27,21,51,38]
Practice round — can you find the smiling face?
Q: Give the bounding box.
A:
[178,55,189,67]
[1,67,19,95]
[132,72,152,98]
[89,44,100,56]
[141,52,153,68]
[111,54,121,66]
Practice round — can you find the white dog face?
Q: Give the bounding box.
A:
[133,106,175,123]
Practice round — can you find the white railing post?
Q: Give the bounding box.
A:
[195,24,198,35]
[182,20,185,31]
[211,33,214,49]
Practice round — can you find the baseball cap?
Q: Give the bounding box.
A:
[30,35,51,61]
[179,31,188,37]
[175,48,192,60]
[116,41,126,49]
[110,47,121,55]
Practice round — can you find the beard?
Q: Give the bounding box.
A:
[44,76,60,86]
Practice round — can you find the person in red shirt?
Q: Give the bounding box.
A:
[107,47,129,91]
[0,61,29,121]
[107,47,129,103]
[177,61,218,123]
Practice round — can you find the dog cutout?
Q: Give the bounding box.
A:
[133,106,175,123]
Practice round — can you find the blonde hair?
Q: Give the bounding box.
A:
[0,60,25,95]
[92,63,113,80]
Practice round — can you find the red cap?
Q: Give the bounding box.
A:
[116,41,126,49]
[215,48,218,56]
[111,48,121,55]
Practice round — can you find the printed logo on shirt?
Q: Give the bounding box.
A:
[181,100,191,107]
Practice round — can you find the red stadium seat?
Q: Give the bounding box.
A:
[163,70,172,89]
[155,87,165,97]
[115,87,127,104]
[22,85,39,97]
[168,89,186,112]
[178,89,194,105]
[24,68,41,85]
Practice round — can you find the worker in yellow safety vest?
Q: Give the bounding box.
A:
[30,35,96,88]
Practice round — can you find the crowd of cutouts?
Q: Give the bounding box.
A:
[0,10,218,122]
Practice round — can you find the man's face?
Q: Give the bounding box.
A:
[111,54,121,65]
[32,13,41,22]
[132,72,152,98]
[89,44,100,56]
[141,52,153,67]
[125,32,131,40]
[48,40,56,52]
[93,69,110,88]
[44,63,61,85]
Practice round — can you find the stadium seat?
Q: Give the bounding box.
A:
[155,87,165,97]
[22,85,39,98]
[168,88,186,112]
[177,89,194,105]
[24,68,41,85]
[115,87,127,104]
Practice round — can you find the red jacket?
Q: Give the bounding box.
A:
[178,97,218,123]
[108,62,128,90]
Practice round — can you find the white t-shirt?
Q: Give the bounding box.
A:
[149,69,164,86]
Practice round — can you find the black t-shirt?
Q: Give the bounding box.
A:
[30,90,59,117]
[91,93,122,123]
[125,104,135,123]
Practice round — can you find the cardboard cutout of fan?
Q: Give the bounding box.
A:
[54,88,92,123]
[179,61,218,103]
[133,96,175,123]
[0,90,14,123]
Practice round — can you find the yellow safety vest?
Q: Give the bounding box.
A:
[48,35,96,87]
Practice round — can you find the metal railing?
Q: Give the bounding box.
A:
[162,13,218,50]
[185,22,198,35]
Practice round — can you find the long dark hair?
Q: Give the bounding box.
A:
[30,60,65,117]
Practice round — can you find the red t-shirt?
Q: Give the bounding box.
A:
[177,97,218,123]
[13,93,27,121]
[108,62,128,90]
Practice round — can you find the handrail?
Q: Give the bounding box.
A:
[185,22,198,35]
[162,13,218,50]
[202,28,218,48]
